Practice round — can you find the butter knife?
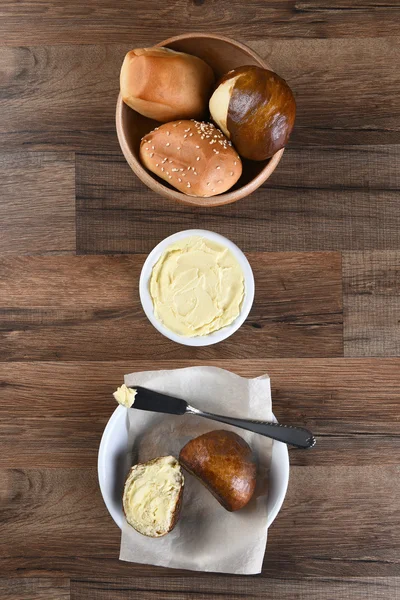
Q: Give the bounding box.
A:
[130,386,316,449]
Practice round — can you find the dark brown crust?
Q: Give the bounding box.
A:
[179,430,257,512]
[122,456,184,537]
[218,65,296,161]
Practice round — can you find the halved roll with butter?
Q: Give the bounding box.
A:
[140,120,242,197]
[123,456,184,537]
[120,47,214,122]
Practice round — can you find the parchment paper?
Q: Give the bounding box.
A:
[119,366,272,574]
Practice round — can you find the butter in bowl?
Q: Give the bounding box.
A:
[139,230,255,346]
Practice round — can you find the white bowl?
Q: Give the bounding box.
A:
[139,229,255,346]
[98,405,289,530]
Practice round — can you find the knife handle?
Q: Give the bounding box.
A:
[186,406,316,449]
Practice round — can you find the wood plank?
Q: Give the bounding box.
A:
[1,359,399,469]
[0,254,343,361]
[1,38,399,152]
[0,153,75,255]
[344,251,400,357]
[0,579,69,600]
[0,1,399,46]
[1,465,399,578]
[76,146,400,254]
[70,576,400,600]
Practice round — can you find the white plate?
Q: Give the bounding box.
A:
[98,405,290,530]
[139,229,255,346]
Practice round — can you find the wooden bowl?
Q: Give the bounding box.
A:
[116,33,285,207]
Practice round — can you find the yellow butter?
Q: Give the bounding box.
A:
[150,236,245,337]
[113,384,137,408]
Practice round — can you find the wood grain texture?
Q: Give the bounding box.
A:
[1,359,399,470]
[0,153,75,255]
[1,1,399,46]
[70,576,400,600]
[1,37,399,153]
[344,251,400,357]
[0,254,342,360]
[1,465,399,578]
[0,579,69,600]
[77,145,400,253]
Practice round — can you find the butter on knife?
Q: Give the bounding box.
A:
[113,384,137,408]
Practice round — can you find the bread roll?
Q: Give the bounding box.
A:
[120,47,215,122]
[210,65,296,160]
[179,430,257,511]
[123,456,184,537]
[140,120,242,197]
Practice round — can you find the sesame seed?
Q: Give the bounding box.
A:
[168,175,172,179]
[177,146,181,150]
[212,189,215,192]
[187,166,191,170]
[183,134,187,138]
[166,171,169,175]
[189,133,193,136]
[187,182,191,188]
[172,168,179,172]
[218,180,222,184]
[178,178,182,182]
[162,158,167,163]
[166,131,170,136]
[151,146,155,150]
[206,182,210,186]
[166,143,170,147]
[172,123,177,127]
[195,145,200,149]
[230,171,234,176]
[161,167,164,171]
[155,163,159,167]
[216,166,220,170]
[182,172,186,177]
[150,153,154,158]
[184,128,191,132]
[193,171,198,175]
[180,168,184,171]
[234,161,237,165]
[196,157,200,161]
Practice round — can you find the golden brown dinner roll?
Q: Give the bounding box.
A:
[120,47,215,122]
[140,120,242,197]
[123,456,184,537]
[210,65,296,160]
[179,430,257,512]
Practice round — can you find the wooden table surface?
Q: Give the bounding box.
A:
[1,2,400,599]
